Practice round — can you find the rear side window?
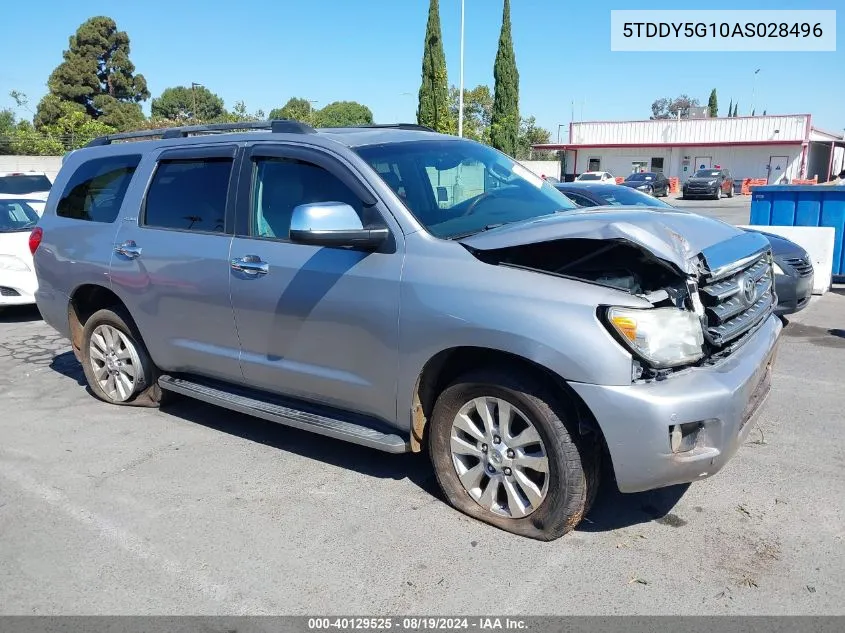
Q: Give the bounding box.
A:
[143,159,232,233]
[57,155,141,222]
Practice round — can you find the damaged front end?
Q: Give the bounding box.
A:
[461,212,775,380]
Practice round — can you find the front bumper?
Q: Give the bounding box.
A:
[683,186,718,197]
[0,270,38,306]
[774,272,814,315]
[570,314,782,493]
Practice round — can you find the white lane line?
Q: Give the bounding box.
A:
[0,461,277,616]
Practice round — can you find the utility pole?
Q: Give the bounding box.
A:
[750,69,760,116]
[458,0,465,137]
[191,82,203,120]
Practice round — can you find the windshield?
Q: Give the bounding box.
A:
[0,199,40,232]
[355,140,577,239]
[625,173,654,181]
[586,186,674,208]
[0,174,52,195]
[694,169,721,178]
[577,173,602,180]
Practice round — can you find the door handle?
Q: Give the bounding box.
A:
[231,255,269,276]
[114,240,142,259]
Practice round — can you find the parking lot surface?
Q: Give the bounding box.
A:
[1,200,843,615]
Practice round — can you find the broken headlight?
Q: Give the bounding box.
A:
[606,306,704,368]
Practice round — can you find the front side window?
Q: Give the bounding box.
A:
[143,159,232,233]
[57,155,141,223]
[355,140,576,239]
[0,200,40,232]
[250,157,365,240]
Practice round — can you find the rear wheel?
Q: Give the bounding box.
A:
[80,307,166,407]
[727,185,734,198]
[428,368,600,540]
[646,185,653,196]
[714,187,721,200]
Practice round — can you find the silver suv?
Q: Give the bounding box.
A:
[31,121,781,540]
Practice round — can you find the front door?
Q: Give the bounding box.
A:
[228,143,404,425]
[768,156,789,184]
[110,145,243,381]
[694,156,712,171]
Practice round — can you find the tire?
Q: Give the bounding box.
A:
[80,306,166,407]
[428,368,601,541]
[714,187,721,200]
[727,185,734,198]
[646,186,653,196]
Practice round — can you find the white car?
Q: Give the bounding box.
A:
[0,171,52,214]
[575,171,616,183]
[0,197,40,308]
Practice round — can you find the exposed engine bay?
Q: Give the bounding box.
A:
[470,238,692,305]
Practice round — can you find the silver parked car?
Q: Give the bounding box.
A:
[31,121,781,540]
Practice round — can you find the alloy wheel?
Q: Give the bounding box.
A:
[89,324,143,402]
[449,396,550,518]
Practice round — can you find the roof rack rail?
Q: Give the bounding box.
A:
[85,119,314,147]
[351,123,436,132]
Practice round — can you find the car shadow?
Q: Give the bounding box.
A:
[579,478,691,532]
[49,350,88,386]
[0,305,43,323]
[161,396,443,498]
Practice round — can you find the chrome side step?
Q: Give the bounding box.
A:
[158,375,410,454]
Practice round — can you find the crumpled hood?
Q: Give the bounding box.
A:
[459,206,751,275]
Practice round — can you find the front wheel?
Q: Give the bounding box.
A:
[428,369,600,540]
[714,187,721,200]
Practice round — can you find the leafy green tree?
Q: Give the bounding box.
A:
[216,101,265,123]
[312,101,373,127]
[727,98,733,117]
[151,85,225,121]
[708,89,718,117]
[449,84,492,143]
[490,0,520,156]
[35,16,149,130]
[515,116,551,160]
[9,121,65,156]
[0,109,16,154]
[650,94,700,119]
[43,102,116,150]
[269,97,315,123]
[416,0,452,133]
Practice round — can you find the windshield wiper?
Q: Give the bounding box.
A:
[448,223,507,240]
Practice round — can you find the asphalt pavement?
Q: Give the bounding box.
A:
[0,197,842,615]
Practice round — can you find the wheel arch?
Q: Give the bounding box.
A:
[67,283,129,361]
[409,346,603,453]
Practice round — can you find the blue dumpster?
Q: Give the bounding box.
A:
[750,185,845,277]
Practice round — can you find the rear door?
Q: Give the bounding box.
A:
[228,143,403,424]
[110,145,243,381]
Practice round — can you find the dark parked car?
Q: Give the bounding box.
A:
[682,168,734,200]
[620,172,670,197]
[554,183,813,315]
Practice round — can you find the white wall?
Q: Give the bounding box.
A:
[572,144,804,182]
[519,160,560,180]
[570,114,808,146]
[0,155,63,182]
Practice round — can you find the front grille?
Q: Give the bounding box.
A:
[0,287,21,297]
[784,255,814,278]
[699,253,775,348]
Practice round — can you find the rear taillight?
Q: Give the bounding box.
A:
[29,227,43,255]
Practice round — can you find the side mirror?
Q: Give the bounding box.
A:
[289,201,388,250]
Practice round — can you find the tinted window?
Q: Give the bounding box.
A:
[0,174,52,195]
[0,200,40,232]
[577,173,602,181]
[626,172,655,181]
[558,190,597,207]
[251,157,364,240]
[57,155,141,222]
[587,186,674,208]
[144,159,232,233]
[356,140,576,239]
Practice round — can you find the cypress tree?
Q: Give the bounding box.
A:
[708,89,718,117]
[727,99,733,117]
[416,0,452,134]
[733,103,739,117]
[490,0,519,156]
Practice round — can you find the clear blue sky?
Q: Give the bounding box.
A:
[1,0,842,136]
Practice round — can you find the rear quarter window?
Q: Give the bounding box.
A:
[56,155,142,222]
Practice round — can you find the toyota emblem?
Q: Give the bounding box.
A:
[740,274,756,305]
